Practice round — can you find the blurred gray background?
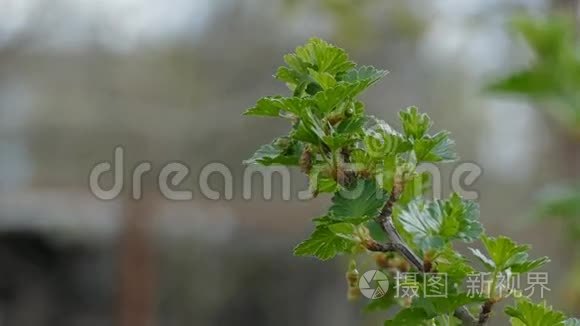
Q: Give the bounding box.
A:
[0,0,578,325]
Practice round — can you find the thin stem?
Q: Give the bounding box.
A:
[365,183,478,326]
[489,270,499,299]
[476,271,498,325]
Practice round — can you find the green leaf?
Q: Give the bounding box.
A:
[469,235,549,273]
[384,307,431,326]
[364,118,412,158]
[394,193,483,252]
[469,247,496,271]
[505,298,566,326]
[244,137,303,166]
[335,115,365,134]
[349,148,378,171]
[275,66,305,91]
[400,106,432,140]
[275,37,355,93]
[385,294,485,326]
[244,96,307,117]
[338,66,388,95]
[291,110,326,144]
[328,222,359,241]
[512,15,574,62]
[294,37,355,75]
[329,180,387,222]
[308,164,339,194]
[341,65,388,85]
[414,131,457,163]
[485,69,561,98]
[308,68,336,90]
[293,224,356,260]
[510,256,551,274]
[323,133,357,150]
[412,293,486,317]
[486,16,576,99]
[312,82,370,114]
[312,215,335,226]
[484,15,580,132]
[433,246,475,283]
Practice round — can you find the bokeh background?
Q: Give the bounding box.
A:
[0,0,578,325]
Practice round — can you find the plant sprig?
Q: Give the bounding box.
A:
[244,37,571,325]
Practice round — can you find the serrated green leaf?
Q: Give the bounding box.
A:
[275,66,304,90]
[469,235,549,273]
[400,106,432,140]
[312,82,369,114]
[293,225,356,260]
[308,68,337,89]
[414,130,457,163]
[468,247,496,271]
[510,256,551,274]
[341,65,388,85]
[394,193,483,252]
[329,180,387,222]
[294,37,355,75]
[276,37,355,94]
[244,137,303,166]
[336,115,365,134]
[292,110,326,144]
[328,222,358,241]
[244,96,307,117]
[505,298,566,326]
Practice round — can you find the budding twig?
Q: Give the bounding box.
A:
[365,183,479,326]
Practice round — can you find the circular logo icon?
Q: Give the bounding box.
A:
[359,270,389,299]
[364,123,402,157]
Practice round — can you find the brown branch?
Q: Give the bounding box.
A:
[477,300,495,325]
[366,183,478,326]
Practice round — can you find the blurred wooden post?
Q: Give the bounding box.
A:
[119,198,156,326]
